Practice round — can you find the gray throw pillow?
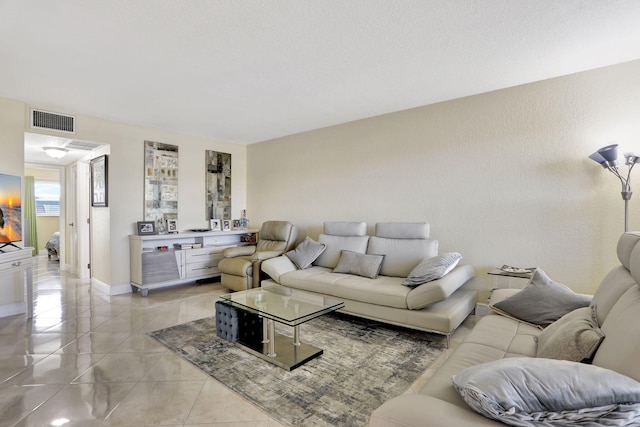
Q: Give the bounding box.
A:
[536,305,604,362]
[284,237,326,269]
[402,252,462,288]
[333,250,385,279]
[489,268,591,328]
[452,358,640,426]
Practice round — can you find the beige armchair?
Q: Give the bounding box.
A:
[218,221,297,291]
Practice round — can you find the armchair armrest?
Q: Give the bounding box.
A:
[223,245,256,258]
[261,255,297,283]
[251,250,285,261]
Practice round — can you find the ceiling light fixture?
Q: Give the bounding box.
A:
[42,146,69,159]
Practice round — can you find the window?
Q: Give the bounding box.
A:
[35,181,60,216]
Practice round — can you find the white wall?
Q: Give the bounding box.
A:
[247,59,640,296]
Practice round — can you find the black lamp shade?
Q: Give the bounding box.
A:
[597,144,619,162]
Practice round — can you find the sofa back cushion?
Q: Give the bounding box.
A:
[324,221,367,236]
[368,237,438,277]
[313,222,370,269]
[592,285,640,382]
[374,222,429,239]
[367,222,437,277]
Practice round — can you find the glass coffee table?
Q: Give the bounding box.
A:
[219,285,345,370]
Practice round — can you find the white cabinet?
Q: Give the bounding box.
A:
[0,248,34,318]
[129,230,256,296]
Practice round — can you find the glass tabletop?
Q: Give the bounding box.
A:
[219,285,345,326]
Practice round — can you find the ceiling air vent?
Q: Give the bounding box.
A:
[64,140,103,151]
[30,109,76,134]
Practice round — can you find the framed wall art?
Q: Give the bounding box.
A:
[205,150,231,221]
[90,155,108,207]
[144,141,178,234]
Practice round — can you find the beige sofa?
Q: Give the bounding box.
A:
[369,232,640,426]
[261,221,476,345]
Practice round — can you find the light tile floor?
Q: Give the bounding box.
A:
[0,255,474,427]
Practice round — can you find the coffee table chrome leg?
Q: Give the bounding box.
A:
[293,325,301,346]
[262,318,269,344]
[267,319,276,358]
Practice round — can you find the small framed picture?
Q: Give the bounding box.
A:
[166,219,178,233]
[233,219,241,229]
[222,220,231,231]
[90,155,108,207]
[137,221,156,235]
[210,219,221,231]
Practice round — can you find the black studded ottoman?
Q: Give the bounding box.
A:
[215,300,262,345]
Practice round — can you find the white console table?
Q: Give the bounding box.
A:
[129,230,257,296]
[0,248,34,318]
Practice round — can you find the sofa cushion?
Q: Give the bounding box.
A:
[489,268,591,328]
[403,253,462,288]
[452,358,640,426]
[313,234,369,268]
[535,306,604,362]
[333,250,384,279]
[367,236,438,277]
[284,237,326,269]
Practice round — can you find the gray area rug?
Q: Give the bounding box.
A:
[149,313,444,427]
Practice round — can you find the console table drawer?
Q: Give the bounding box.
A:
[184,248,226,263]
[186,262,220,278]
[0,258,30,273]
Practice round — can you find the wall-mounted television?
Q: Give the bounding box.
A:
[0,173,22,251]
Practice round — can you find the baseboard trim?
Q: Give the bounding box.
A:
[91,278,131,296]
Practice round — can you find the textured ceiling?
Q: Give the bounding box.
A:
[3,0,640,145]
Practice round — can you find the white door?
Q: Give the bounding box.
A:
[68,162,90,279]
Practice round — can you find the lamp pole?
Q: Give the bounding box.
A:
[589,144,638,233]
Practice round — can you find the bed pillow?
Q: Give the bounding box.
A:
[284,237,326,269]
[452,358,640,426]
[333,250,384,279]
[489,268,591,328]
[536,305,604,362]
[402,252,462,288]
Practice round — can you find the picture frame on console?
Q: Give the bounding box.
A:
[222,220,231,231]
[210,219,221,231]
[166,219,178,233]
[137,221,156,235]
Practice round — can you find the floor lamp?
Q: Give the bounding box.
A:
[589,144,639,232]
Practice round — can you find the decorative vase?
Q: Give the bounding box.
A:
[240,210,249,229]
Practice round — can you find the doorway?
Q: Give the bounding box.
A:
[24,133,107,279]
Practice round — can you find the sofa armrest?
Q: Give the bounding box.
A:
[369,394,498,427]
[223,246,256,258]
[407,264,475,310]
[261,255,297,283]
